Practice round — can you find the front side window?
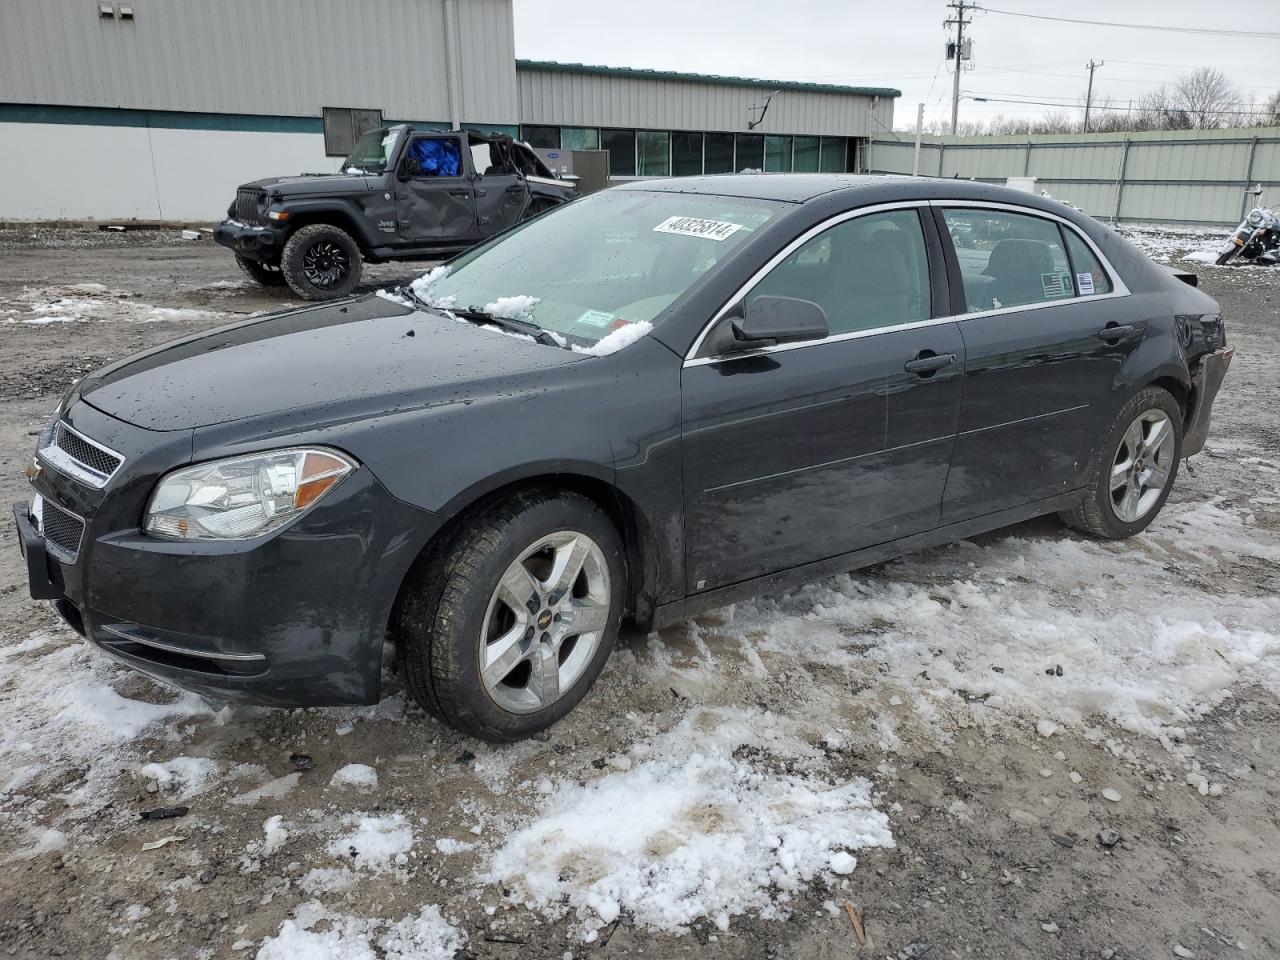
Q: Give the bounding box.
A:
[941,208,1075,312]
[420,190,782,347]
[748,209,932,336]
[407,137,462,177]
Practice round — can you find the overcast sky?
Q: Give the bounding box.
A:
[513,0,1280,132]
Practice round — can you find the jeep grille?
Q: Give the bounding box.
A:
[234,188,266,225]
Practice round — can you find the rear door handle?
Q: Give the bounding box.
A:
[506,183,526,193]
[1097,323,1136,341]
[448,188,470,198]
[904,352,957,376]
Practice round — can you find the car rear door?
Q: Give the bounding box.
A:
[680,204,964,593]
[396,134,479,244]
[931,203,1138,523]
[469,140,527,237]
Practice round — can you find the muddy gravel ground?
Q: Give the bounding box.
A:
[0,229,1278,960]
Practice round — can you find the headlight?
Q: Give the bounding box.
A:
[144,448,356,541]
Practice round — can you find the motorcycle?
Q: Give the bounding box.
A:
[1216,197,1280,266]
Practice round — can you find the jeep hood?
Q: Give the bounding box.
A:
[75,295,582,432]
[246,174,377,195]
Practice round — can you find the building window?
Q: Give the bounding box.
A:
[672,131,703,176]
[735,134,764,172]
[704,133,734,174]
[764,136,792,172]
[323,107,384,157]
[520,125,560,149]
[561,127,599,151]
[818,136,846,172]
[601,129,637,176]
[792,135,820,172]
[637,131,670,176]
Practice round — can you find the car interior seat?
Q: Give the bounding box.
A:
[983,238,1053,307]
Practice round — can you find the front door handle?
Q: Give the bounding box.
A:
[904,352,957,376]
[1097,323,1136,341]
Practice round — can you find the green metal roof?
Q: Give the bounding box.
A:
[515,59,900,99]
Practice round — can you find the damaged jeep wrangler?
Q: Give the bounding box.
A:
[214,126,577,301]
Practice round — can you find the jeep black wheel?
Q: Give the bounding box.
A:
[281,223,362,301]
[392,489,625,743]
[235,254,286,287]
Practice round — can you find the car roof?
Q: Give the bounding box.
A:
[615,173,1078,216]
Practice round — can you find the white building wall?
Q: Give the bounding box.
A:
[0,123,332,221]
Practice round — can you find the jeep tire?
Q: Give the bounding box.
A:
[235,254,286,287]
[281,223,362,301]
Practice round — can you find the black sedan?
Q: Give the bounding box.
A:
[15,175,1232,742]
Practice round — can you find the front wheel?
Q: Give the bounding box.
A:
[1215,247,1239,266]
[280,223,363,301]
[393,490,625,742]
[1060,385,1182,539]
[235,254,286,287]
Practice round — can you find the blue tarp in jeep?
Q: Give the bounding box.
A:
[409,138,461,177]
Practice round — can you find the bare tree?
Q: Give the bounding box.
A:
[1263,90,1280,127]
[1172,67,1239,129]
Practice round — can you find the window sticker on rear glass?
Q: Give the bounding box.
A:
[576,309,615,327]
[1041,272,1072,298]
[653,216,744,242]
[1077,272,1095,295]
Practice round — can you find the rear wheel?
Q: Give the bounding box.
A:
[392,490,624,742]
[235,254,286,287]
[281,223,362,301]
[1061,386,1182,539]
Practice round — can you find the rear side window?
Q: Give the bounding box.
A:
[941,208,1074,312]
[1062,228,1114,296]
[749,209,932,336]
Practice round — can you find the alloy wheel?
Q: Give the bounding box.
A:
[1110,409,1175,523]
[302,241,350,289]
[478,530,611,714]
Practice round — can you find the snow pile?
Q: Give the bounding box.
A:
[572,320,652,357]
[330,763,378,790]
[262,815,289,856]
[326,813,414,872]
[482,295,540,320]
[256,901,464,960]
[137,756,220,799]
[485,707,892,939]
[407,265,450,303]
[3,284,228,325]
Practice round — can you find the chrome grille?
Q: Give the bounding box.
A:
[41,422,124,489]
[234,188,265,225]
[40,498,86,563]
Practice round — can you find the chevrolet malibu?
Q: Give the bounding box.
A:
[14,175,1232,742]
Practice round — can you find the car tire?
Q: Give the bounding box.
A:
[392,489,626,742]
[1060,385,1183,539]
[281,223,363,301]
[235,254,286,287]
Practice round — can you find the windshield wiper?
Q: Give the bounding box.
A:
[401,287,563,348]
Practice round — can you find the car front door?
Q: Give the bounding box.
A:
[396,135,478,244]
[680,205,965,593]
[933,203,1138,523]
[469,140,527,238]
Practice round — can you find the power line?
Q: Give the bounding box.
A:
[980,7,1280,39]
[969,94,1278,117]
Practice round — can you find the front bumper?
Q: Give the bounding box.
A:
[14,402,444,706]
[1183,346,1233,458]
[213,219,289,263]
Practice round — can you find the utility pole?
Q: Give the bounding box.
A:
[912,102,925,175]
[1083,59,1104,133]
[945,0,974,135]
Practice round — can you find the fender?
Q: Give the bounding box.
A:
[278,197,386,250]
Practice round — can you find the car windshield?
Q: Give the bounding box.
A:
[413,190,783,347]
[342,128,401,174]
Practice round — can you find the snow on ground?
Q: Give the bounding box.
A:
[2,283,229,325]
[486,706,892,940]
[329,763,378,790]
[256,901,465,960]
[1117,224,1225,264]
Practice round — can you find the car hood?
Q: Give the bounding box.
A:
[247,174,377,195]
[76,295,583,432]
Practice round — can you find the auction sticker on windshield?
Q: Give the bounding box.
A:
[653,216,744,242]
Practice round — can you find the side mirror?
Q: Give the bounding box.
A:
[730,296,829,347]
[399,156,421,180]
